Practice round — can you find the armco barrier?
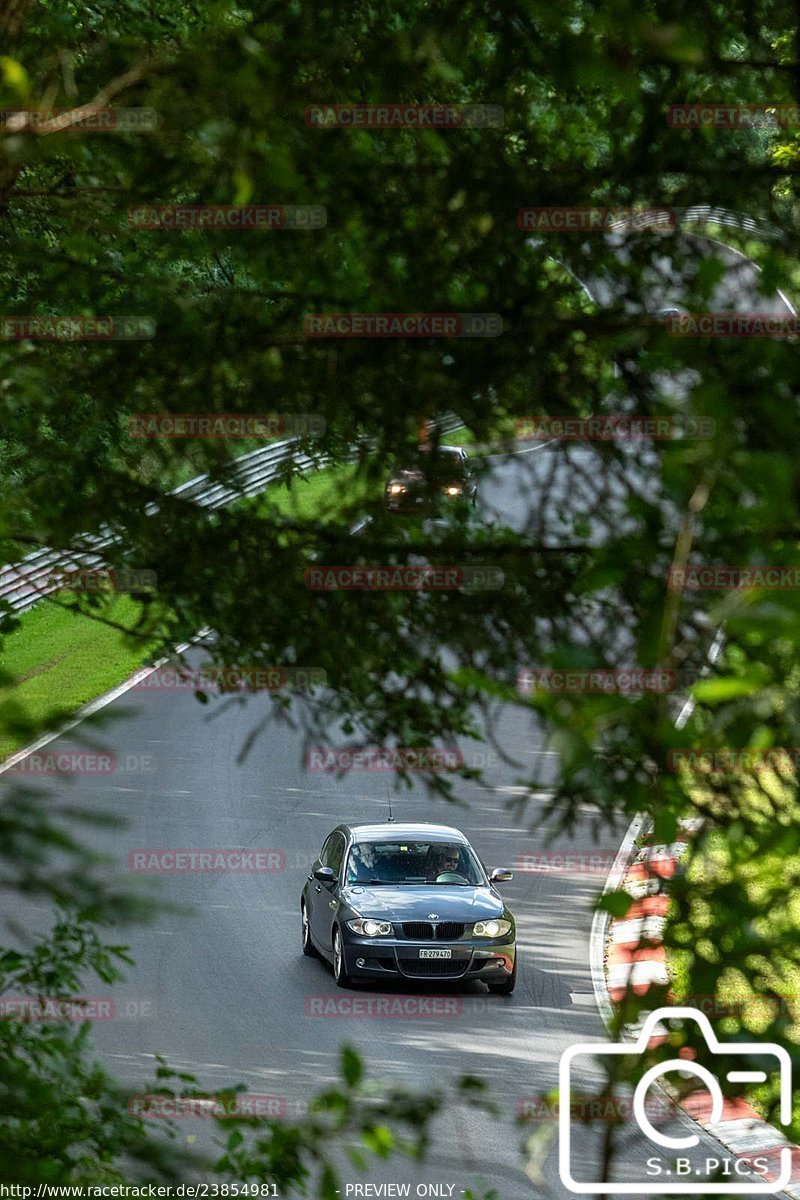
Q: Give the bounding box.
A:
[678,204,786,241]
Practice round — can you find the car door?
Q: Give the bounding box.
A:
[310,831,345,952]
[306,832,333,934]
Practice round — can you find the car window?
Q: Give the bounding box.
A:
[344,840,485,885]
[320,832,345,875]
[328,835,345,876]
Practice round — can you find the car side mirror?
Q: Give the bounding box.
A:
[490,868,513,883]
[313,866,336,883]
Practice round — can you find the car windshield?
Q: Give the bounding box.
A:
[344,840,485,886]
[394,448,467,480]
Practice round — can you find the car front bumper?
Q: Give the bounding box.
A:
[384,491,472,512]
[384,493,427,511]
[340,934,516,982]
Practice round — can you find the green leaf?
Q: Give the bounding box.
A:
[691,677,762,703]
[341,1045,363,1088]
[0,57,29,95]
[653,810,678,843]
[363,1124,394,1157]
[597,891,634,918]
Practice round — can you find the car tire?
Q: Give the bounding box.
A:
[332,926,355,988]
[301,901,317,958]
[488,956,517,995]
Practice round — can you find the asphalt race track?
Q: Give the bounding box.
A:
[10,446,622,1198]
[4,233,794,1199]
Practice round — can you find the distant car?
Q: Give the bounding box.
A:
[384,445,477,512]
[301,822,516,992]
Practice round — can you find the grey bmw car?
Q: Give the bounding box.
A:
[301,822,516,992]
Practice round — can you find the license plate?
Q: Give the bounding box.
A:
[419,948,452,959]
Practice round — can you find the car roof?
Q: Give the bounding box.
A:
[346,822,468,843]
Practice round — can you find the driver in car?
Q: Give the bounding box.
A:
[425,846,461,880]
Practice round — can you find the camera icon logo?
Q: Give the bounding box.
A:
[559,1006,792,1194]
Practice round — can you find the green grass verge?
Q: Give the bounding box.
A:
[0,459,373,760]
[0,596,169,759]
[247,460,374,522]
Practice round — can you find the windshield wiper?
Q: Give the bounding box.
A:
[361,878,427,885]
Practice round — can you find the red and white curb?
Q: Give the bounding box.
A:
[598,820,800,1196]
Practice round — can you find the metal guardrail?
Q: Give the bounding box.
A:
[603,205,786,240]
[678,204,786,240]
[0,415,464,615]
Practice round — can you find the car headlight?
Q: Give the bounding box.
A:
[443,484,463,495]
[387,484,406,495]
[473,919,513,938]
[347,919,394,937]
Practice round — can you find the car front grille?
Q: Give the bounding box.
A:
[402,922,434,940]
[401,922,466,941]
[399,959,469,978]
[436,922,465,940]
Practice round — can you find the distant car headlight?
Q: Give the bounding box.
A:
[473,919,513,938]
[387,483,406,495]
[347,919,393,936]
[443,484,463,495]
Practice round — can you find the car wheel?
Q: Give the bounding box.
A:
[488,956,517,995]
[301,901,317,958]
[332,926,355,988]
